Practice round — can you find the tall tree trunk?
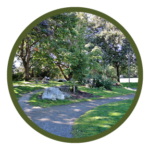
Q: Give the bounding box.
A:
[116,65,120,82]
[24,37,30,81]
[57,65,72,81]
[24,66,30,81]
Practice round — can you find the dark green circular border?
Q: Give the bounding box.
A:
[7,7,143,143]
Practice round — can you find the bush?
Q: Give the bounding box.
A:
[83,79,86,83]
[92,78,96,88]
[103,79,112,90]
[112,79,118,84]
[99,86,106,91]
[77,79,85,85]
[12,72,24,81]
[89,75,112,90]
[86,79,90,84]
[95,79,103,88]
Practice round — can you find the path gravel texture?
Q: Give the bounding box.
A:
[18,89,135,138]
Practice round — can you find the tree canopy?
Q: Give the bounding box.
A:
[14,12,138,82]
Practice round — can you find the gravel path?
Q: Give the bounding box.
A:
[18,89,135,138]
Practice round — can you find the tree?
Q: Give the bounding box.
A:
[32,12,79,81]
[36,12,101,83]
[12,61,16,75]
[16,12,77,81]
[86,15,135,82]
[16,19,54,81]
[120,46,138,78]
[67,14,89,93]
[88,17,132,82]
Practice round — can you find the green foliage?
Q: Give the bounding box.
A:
[99,86,106,91]
[15,12,79,81]
[95,79,103,88]
[103,79,112,90]
[27,85,136,108]
[12,72,24,81]
[112,78,118,84]
[86,15,136,82]
[14,12,137,84]
[121,82,138,88]
[88,75,112,90]
[120,84,123,87]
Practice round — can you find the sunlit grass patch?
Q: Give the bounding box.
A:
[27,85,136,107]
[26,85,135,137]
[121,82,138,88]
[78,86,136,99]
[13,81,67,99]
[28,90,100,107]
[28,91,84,107]
[72,99,133,138]
[13,81,136,104]
[13,85,43,99]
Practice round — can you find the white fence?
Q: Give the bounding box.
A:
[84,78,138,83]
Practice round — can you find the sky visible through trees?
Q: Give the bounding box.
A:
[13,12,138,82]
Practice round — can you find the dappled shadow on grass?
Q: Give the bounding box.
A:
[122,82,138,89]
[78,86,136,99]
[20,89,134,138]
[28,87,135,109]
[13,85,43,99]
[29,91,74,107]
[72,99,133,138]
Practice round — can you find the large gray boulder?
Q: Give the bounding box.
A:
[42,87,70,100]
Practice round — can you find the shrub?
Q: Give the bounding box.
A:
[12,72,24,81]
[103,79,112,90]
[99,86,106,90]
[90,75,113,90]
[86,79,90,84]
[112,79,118,84]
[82,79,86,84]
[92,78,96,88]
[95,79,103,88]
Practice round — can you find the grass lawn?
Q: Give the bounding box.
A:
[71,99,133,138]
[13,81,135,138]
[13,80,136,106]
[28,86,136,107]
[13,81,66,99]
[121,82,138,88]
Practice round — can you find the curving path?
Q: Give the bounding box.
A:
[18,89,135,138]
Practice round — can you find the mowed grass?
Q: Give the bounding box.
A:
[13,81,66,99]
[13,80,136,104]
[121,82,138,88]
[72,99,133,138]
[28,86,136,108]
[13,81,135,138]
